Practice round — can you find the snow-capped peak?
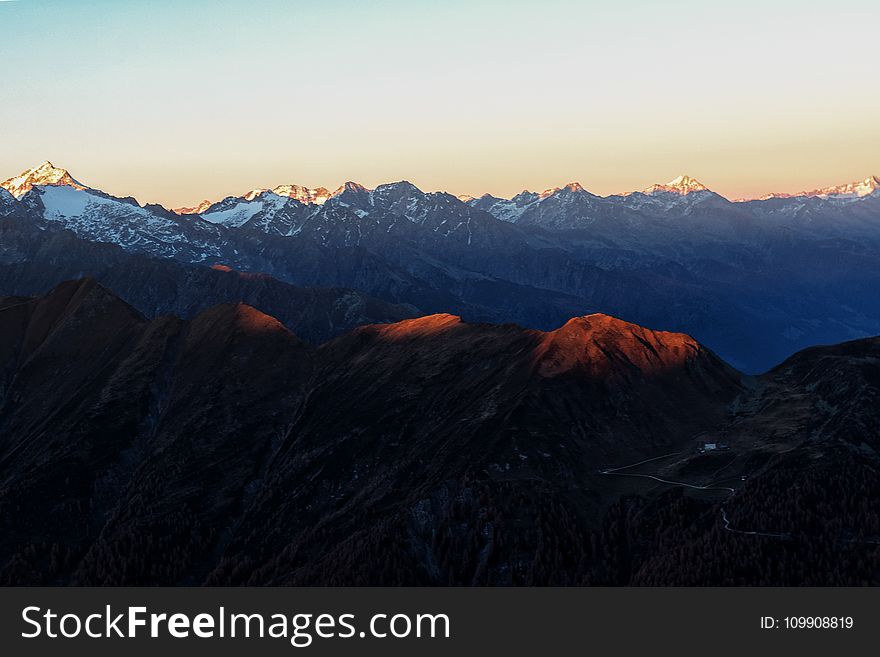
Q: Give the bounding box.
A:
[332,181,370,197]
[539,182,587,199]
[270,184,332,205]
[756,175,880,201]
[805,175,879,199]
[852,174,880,195]
[644,175,709,195]
[186,184,333,213]
[1,161,89,198]
[243,188,268,201]
[174,199,214,215]
[242,185,332,204]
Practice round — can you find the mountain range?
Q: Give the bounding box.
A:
[2,162,880,373]
[0,279,876,585]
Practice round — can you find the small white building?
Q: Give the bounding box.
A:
[701,442,717,452]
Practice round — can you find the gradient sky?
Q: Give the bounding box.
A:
[1,0,878,206]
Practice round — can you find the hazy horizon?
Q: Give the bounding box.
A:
[2,0,877,207]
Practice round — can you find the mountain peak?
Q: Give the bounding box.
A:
[332,181,370,197]
[511,190,539,203]
[240,184,332,205]
[759,174,880,200]
[271,184,332,204]
[242,188,268,201]
[192,302,296,339]
[555,312,681,336]
[375,180,423,195]
[536,313,702,378]
[538,182,594,200]
[363,313,462,341]
[822,174,880,198]
[644,175,709,196]
[174,199,214,215]
[1,161,89,198]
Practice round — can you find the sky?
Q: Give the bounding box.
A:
[0,0,878,207]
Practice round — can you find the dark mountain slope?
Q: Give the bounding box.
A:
[0,281,877,585]
[0,281,739,585]
[0,281,314,585]
[208,312,740,585]
[71,303,315,585]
